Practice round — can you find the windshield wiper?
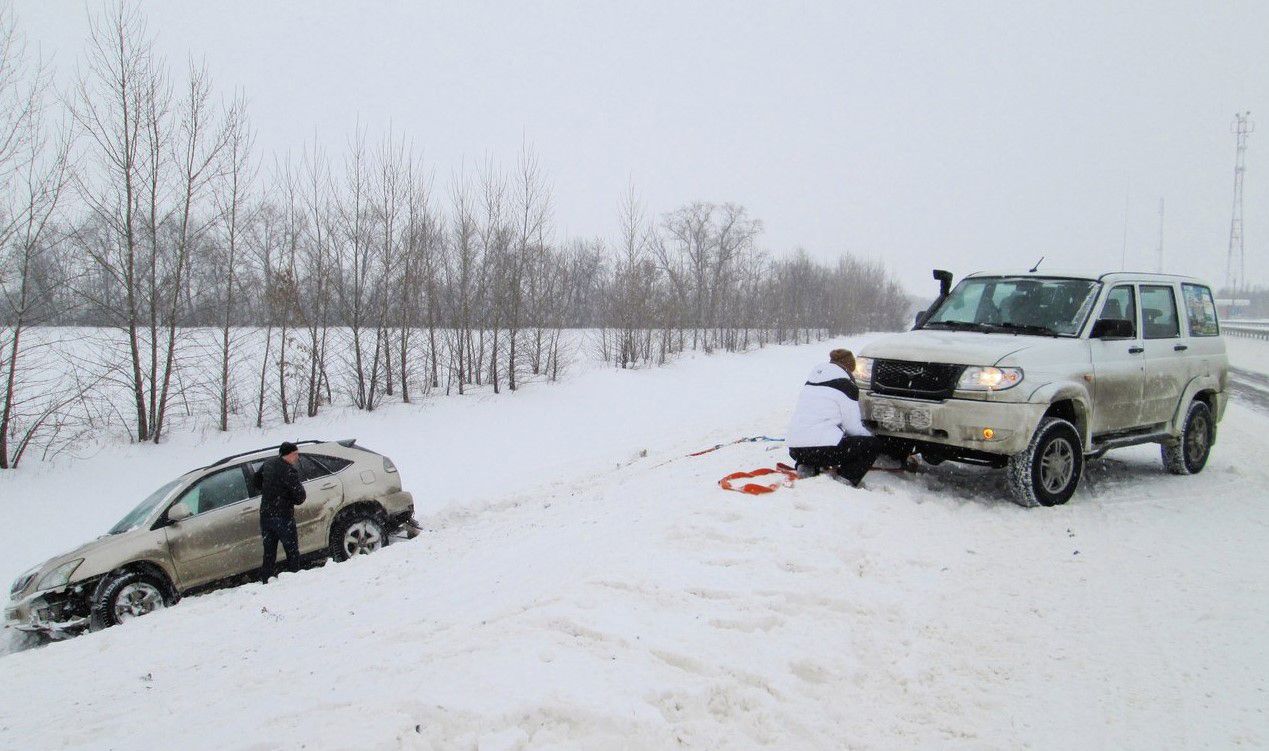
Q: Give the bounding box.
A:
[995,322,1061,337]
[924,320,991,332]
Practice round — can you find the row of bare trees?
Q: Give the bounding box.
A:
[0,3,907,468]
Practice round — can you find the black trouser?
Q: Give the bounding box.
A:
[789,435,884,484]
[260,516,300,583]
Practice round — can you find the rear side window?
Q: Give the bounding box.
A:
[1182,283,1220,337]
[311,455,353,474]
[297,455,332,483]
[1140,285,1180,339]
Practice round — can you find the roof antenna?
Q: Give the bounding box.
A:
[1028,256,1045,273]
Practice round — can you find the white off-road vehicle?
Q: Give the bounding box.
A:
[856,269,1228,506]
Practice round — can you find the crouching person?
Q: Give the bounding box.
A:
[787,349,882,487]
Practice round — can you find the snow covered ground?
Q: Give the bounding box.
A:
[2,337,1267,749]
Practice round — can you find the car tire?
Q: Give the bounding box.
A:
[329,508,389,562]
[89,570,171,631]
[1162,400,1214,475]
[1007,417,1084,507]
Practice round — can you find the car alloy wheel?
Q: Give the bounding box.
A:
[1039,437,1076,495]
[342,520,384,557]
[112,581,166,623]
[1185,411,1210,466]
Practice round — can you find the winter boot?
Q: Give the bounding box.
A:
[795,463,821,479]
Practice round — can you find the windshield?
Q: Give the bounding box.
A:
[108,479,183,535]
[924,276,1100,336]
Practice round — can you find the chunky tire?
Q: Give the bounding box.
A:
[329,507,389,562]
[89,570,171,631]
[1162,400,1214,475]
[1007,417,1084,507]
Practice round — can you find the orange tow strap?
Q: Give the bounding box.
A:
[718,463,799,495]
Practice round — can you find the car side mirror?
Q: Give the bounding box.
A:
[1091,318,1135,339]
[167,503,192,524]
[914,310,928,328]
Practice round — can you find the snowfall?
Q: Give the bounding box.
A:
[1,335,1266,750]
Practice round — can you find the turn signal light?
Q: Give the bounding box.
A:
[982,428,995,440]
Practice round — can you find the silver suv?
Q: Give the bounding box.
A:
[856,270,1228,506]
[6,439,415,638]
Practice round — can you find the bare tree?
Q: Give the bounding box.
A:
[70,2,156,442]
[0,5,76,468]
[506,143,551,390]
[212,98,253,431]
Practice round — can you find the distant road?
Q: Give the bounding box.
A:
[1229,366,1269,415]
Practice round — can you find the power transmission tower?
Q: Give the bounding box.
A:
[1156,198,1165,273]
[1225,111,1254,302]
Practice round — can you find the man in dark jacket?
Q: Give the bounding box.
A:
[255,441,307,583]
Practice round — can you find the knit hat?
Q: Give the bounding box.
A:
[829,349,855,372]
[279,441,299,457]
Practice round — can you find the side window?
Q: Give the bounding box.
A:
[1182,283,1220,337]
[312,455,353,474]
[297,455,332,483]
[1140,285,1180,339]
[245,459,266,497]
[176,468,251,516]
[1098,285,1137,332]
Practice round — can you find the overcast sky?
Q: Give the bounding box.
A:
[13,1,1269,293]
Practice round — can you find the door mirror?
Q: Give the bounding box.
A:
[1091,318,1135,339]
[914,310,928,328]
[167,503,192,524]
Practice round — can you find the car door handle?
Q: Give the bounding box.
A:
[319,481,337,490]
[1128,346,1144,354]
[239,508,257,516]
[1173,344,1188,352]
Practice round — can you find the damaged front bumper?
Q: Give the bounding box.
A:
[6,583,95,638]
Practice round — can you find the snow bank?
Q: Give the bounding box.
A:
[1226,335,1269,373]
[1,337,1266,749]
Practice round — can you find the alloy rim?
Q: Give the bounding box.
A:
[343,520,384,557]
[1040,437,1075,494]
[1186,414,1209,465]
[113,582,165,623]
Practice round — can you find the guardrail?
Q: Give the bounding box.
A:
[1224,323,1269,341]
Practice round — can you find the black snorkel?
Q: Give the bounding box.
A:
[913,269,954,329]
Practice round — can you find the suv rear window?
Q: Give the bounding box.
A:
[1182,283,1220,337]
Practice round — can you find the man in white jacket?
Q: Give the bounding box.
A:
[786,349,884,486]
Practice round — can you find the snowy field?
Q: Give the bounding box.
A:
[1,337,1267,749]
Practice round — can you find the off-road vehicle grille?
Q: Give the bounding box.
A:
[872,359,965,400]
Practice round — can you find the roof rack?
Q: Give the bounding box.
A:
[206,439,326,469]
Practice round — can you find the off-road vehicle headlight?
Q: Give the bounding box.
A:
[957,366,1023,391]
[36,559,83,591]
[853,357,874,384]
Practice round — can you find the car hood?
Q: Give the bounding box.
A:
[14,529,148,596]
[859,329,1056,366]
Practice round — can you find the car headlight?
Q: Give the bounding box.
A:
[36,559,84,591]
[10,567,39,597]
[957,366,1024,391]
[853,356,874,384]
[382,456,398,474]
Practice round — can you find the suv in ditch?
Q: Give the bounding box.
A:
[6,439,416,639]
[855,270,1228,506]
